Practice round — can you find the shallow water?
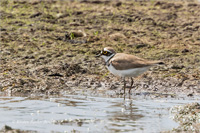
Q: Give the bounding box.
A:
[0,94,199,132]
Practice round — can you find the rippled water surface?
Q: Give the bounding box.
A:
[0,94,199,132]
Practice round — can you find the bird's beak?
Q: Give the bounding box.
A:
[95,51,102,57]
[95,53,102,57]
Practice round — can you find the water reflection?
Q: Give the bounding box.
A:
[0,94,199,132]
[107,100,143,132]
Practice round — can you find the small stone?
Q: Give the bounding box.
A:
[171,65,184,69]
[135,43,148,49]
[127,18,133,22]
[65,30,87,40]
[30,12,42,18]
[109,33,126,41]
[187,93,193,97]
[2,125,13,130]
[182,49,189,53]
[115,2,122,7]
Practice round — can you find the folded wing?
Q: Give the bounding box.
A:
[110,53,163,70]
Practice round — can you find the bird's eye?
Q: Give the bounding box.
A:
[103,51,107,55]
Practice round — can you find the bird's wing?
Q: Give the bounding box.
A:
[110,53,159,70]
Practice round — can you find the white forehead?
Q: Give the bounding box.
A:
[104,47,108,51]
[103,47,116,53]
[104,47,111,52]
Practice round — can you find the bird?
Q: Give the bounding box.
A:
[96,47,164,98]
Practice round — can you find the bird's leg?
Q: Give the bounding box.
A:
[123,77,126,94]
[123,77,126,99]
[129,77,134,95]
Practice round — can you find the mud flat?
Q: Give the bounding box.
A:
[1,0,200,96]
[0,0,200,132]
[170,102,200,132]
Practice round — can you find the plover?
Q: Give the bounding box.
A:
[96,47,164,96]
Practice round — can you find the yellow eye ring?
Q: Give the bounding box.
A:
[103,51,107,54]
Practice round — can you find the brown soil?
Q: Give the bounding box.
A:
[0,0,200,97]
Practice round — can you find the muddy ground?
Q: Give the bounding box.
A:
[0,1,200,132]
[0,0,200,97]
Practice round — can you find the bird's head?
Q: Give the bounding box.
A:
[96,47,116,62]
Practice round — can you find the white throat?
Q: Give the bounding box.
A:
[101,54,115,63]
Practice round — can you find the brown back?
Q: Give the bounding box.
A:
[110,53,162,70]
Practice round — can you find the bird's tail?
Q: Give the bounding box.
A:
[151,61,164,65]
[157,61,164,65]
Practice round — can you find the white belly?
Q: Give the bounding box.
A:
[107,64,151,77]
